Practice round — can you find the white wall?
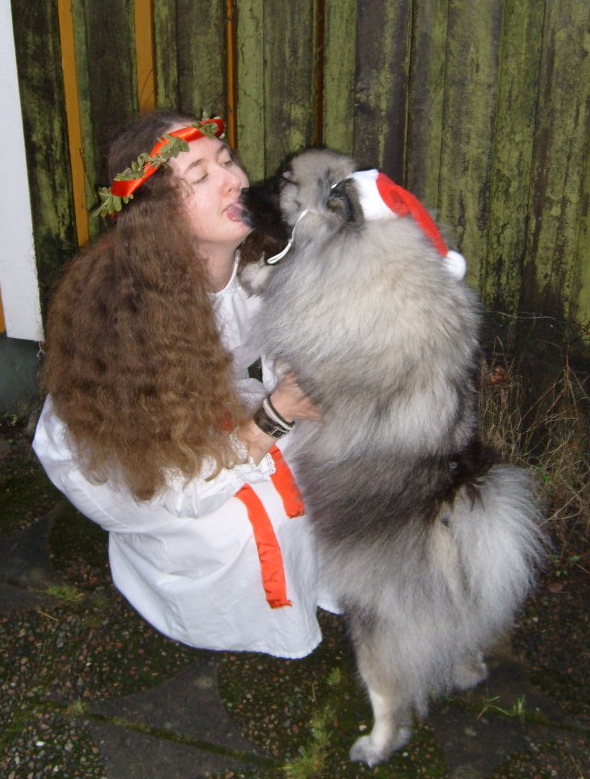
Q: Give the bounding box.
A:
[0,3,43,342]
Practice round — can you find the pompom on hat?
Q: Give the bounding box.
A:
[348,169,467,280]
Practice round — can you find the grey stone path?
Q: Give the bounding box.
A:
[87,658,263,779]
[1,512,588,778]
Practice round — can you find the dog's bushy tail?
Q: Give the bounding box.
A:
[441,463,548,644]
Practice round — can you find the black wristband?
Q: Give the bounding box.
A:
[253,403,291,439]
[265,396,295,429]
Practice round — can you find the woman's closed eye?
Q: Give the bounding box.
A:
[191,159,236,185]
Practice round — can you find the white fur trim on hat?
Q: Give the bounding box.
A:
[346,170,396,221]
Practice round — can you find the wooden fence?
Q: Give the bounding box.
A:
[10,0,590,358]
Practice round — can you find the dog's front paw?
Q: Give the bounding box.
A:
[349,726,412,767]
[349,735,386,767]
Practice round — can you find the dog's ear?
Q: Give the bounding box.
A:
[327,179,365,227]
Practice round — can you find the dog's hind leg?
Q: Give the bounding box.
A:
[348,618,412,766]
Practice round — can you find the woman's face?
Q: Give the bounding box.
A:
[170,135,251,256]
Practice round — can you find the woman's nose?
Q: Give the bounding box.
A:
[222,167,244,191]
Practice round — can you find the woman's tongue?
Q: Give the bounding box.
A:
[225,203,245,222]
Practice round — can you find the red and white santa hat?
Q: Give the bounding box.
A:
[348,169,467,280]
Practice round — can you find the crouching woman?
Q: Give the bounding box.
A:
[33,110,332,659]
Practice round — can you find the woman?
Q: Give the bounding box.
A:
[33,110,333,658]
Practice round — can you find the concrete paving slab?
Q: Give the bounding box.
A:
[0,580,54,613]
[90,655,268,779]
[0,510,62,588]
[87,721,256,779]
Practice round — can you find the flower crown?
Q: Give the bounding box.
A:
[94,116,225,218]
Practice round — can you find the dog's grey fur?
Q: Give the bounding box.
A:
[241,150,547,766]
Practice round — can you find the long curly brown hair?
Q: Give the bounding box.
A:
[41,111,250,500]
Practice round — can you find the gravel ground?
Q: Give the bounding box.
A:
[1,413,589,778]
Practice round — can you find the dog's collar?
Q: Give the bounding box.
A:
[265,209,310,264]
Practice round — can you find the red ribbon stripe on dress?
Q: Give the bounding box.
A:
[235,446,304,609]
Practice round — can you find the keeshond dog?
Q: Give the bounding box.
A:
[239,151,547,766]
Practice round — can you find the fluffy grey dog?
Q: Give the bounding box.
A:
[239,151,547,766]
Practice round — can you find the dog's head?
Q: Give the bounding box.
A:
[239,150,466,282]
[239,149,357,245]
[286,167,467,281]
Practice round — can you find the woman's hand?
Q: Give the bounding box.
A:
[239,372,321,464]
[269,372,322,423]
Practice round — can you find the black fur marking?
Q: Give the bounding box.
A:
[239,181,290,242]
[444,439,501,508]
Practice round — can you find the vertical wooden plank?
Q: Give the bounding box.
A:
[575,145,590,337]
[175,0,227,116]
[236,0,317,178]
[235,0,265,179]
[263,0,317,173]
[322,0,357,156]
[10,0,76,304]
[523,0,590,323]
[135,0,156,110]
[76,0,138,189]
[405,0,449,206]
[353,0,412,177]
[482,0,545,316]
[0,2,43,341]
[154,2,231,134]
[153,0,179,108]
[312,0,325,147]
[57,0,89,248]
[436,0,504,288]
[68,0,100,241]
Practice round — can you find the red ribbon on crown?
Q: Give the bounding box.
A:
[110,118,225,199]
[95,117,225,217]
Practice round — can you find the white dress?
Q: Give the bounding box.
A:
[33,263,336,659]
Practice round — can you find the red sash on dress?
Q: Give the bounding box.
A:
[235,446,304,608]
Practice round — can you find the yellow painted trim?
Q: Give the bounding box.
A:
[135,0,156,111]
[225,0,237,148]
[57,0,89,248]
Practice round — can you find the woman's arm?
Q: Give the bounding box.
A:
[240,372,321,464]
[160,372,320,517]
